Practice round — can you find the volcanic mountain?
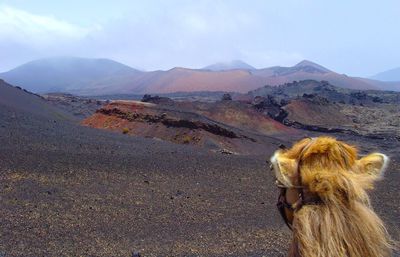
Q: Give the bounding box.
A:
[0,57,142,93]
[2,58,400,95]
[251,60,398,91]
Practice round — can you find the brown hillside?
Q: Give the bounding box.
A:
[82,100,296,155]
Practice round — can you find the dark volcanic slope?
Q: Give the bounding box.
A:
[0,81,399,256]
[0,79,74,121]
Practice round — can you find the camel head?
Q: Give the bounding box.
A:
[271,136,388,203]
[270,136,393,257]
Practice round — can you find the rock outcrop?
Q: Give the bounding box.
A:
[96,107,239,139]
[249,80,400,141]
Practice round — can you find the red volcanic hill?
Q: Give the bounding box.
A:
[82,99,295,155]
[2,57,399,95]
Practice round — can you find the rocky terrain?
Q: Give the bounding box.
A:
[81,80,399,154]
[0,79,399,256]
[248,80,400,141]
[95,91,234,103]
[43,93,107,119]
[249,80,400,104]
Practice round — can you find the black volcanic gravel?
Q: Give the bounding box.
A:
[0,102,399,257]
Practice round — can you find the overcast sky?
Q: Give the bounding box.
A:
[0,0,399,76]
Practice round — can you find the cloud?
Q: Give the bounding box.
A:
[76,1,298,70]
[0,5,93,47]
[0,2,304,72]
[0,5,101,71]
[2,1,396,76]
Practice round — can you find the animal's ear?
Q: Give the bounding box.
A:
[357,153,389,178]
[271,153,297,186]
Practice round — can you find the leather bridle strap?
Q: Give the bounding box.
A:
[276,137,322,230]
[292,138,313,210]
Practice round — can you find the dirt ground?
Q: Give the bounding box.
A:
[0,102,399,256]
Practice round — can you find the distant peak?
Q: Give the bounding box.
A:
[295,60,317,66]
[294,60,331,73]
[202,60,255,71]
[169,67,190,72]
[229,60,251,65]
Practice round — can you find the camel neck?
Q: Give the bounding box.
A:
[287,236,301,257]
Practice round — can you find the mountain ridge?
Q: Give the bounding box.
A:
[1,57,399,95]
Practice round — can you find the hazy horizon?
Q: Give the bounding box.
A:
[1,0,399,77]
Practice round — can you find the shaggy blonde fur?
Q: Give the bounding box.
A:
[271,136,395,257]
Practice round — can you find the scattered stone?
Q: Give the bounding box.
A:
[131,251,141,257]
[218,148,235,155]
[176,190,184,197]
